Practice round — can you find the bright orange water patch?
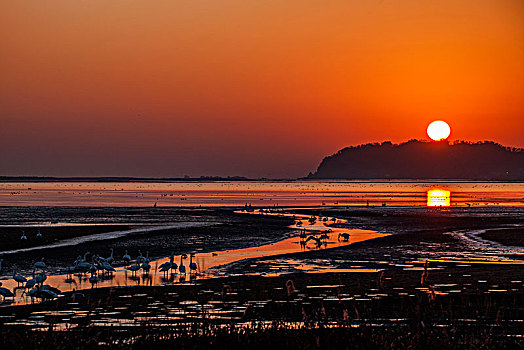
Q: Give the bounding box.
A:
[427,189,451,207]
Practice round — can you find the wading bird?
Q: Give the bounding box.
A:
[101,261,116,275]
[76,260,92,275]
[35,271,47,285]
[128,263,140,275]
[338,232,350,241]
[12,265,27,286]
[305,235,323,247]
[158,253,175,275]
[89,273,99,285]
[189,253,198,273]
[0,286,14,302]
[178,255,186,274]
[319,233,329,241]
[159,263,171,276]
[33,258,46,270]
[75,252,90,265]
[141,261,151,274]
[27,287,57,301]
[41,284,61,295]
[299,229,307,240]
[106,248,114,264]
[24,270,37,290]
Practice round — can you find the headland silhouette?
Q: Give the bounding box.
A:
[307,140,524,180]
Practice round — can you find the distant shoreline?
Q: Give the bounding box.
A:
[0,176,523,183]
[0,176,270,183]
[308,140,524,181]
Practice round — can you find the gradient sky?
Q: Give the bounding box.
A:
[1,0,523,178]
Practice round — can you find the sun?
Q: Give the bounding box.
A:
[427,120,451,141]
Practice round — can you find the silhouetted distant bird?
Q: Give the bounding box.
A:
[299,229,307,240]
[24,272,37,290]
[159,252,174,270]
[27,287,57,300]
[101,261,115,275]
[178,255,186,274]
[189,253,197,273]
[0,286,14,301]
[36,229,42,238]
[122,250,131,263]
[34,258,45,270]
[12,265,27,286]
[128,263,140,275]
[35,271,47,285]
[76,252,90,264]
[41,284,61,295]
[170,261,178,273]
[305,236,323,247]
[89,274,99,285]
[76,261,91,274]
[159,263,171,275]
[338,232,350,241]
[159,253,175,275]
[20,231,27,240]
[105,248,114,264]
[141,261,151,274]
[64,264,76,278]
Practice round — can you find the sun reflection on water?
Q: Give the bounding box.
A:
[427,189,451,207]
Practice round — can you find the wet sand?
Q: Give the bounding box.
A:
[0,225,132,251]
[480,227,524,247]
[0,206,523,348]
[0,211,387,306]
[0,210,294,276]
[0,263,522,350]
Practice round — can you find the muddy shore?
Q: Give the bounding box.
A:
[0,208,294,276]
[0,206,522,348]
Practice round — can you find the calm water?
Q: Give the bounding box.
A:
[1,181,523,207]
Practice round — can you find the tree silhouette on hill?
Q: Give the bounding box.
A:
[307,140,524,180]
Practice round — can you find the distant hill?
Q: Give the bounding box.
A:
[307,140,524,180]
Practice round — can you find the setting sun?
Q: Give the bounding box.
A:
[427,121,451,141]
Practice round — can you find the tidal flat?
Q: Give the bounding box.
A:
[0,204,522,348]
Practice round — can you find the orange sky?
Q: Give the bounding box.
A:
[1,0,523,177]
